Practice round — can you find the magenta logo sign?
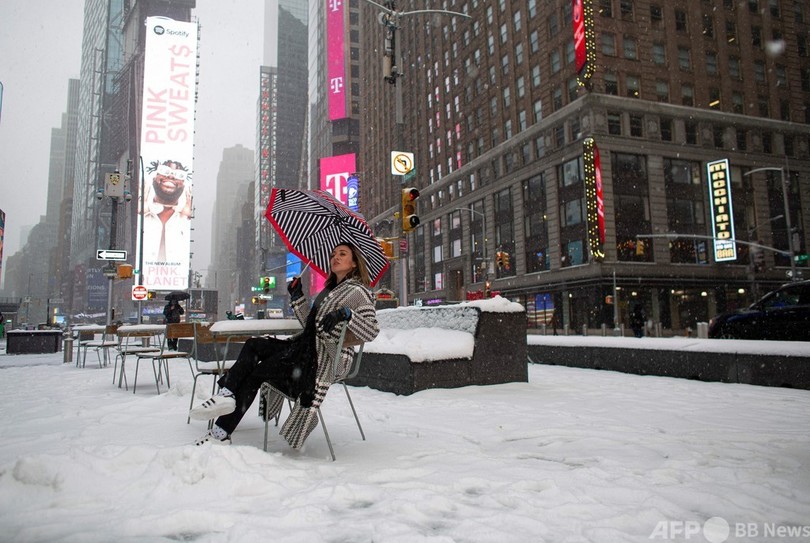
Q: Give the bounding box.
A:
[327,0,347,120]
[320,153,356,206]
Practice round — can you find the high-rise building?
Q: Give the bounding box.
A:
[209,144,255,317]
[255,0,308,288]
[68,0,127,316]
[359,0,809,331]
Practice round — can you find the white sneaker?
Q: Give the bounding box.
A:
[189,395,236,420]
[194,431,231,446]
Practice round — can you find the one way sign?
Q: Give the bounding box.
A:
[96,249,127,261]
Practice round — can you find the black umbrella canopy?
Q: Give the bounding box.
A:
[164,291,190,301]
[265,189,390,286]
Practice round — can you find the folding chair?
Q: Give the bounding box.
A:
[186,324,245,423]
[260,322,366,461]
[114,327,162,390]
[132,323,197,394]
[79,324,119,368]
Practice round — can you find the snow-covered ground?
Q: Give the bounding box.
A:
[0,340,808,543]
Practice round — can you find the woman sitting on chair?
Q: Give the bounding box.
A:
[190,243,380,447]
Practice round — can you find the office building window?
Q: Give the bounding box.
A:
[660,118,673,141]
[685,121,698,144]
[623,36,637,59]
[656,80,669,102]
[736,128,747,150]
[652,42,666,65]
[630,114,643,136]
[626,75,640,97]
[706,52,718,75]
[682,84,694,106]
[675,9,688,31]
[608,111,622,134]
[605,73,619,95]
[678,47,691,70]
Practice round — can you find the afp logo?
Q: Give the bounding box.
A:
[153,25,165,35]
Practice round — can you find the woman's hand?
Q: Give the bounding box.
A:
[320,307,351,333]
[287,277,304,301]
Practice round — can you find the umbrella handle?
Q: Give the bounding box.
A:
[289,261,313,289]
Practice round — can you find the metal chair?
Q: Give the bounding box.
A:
[259,322,366,461]
[79,324,119,368]
[186,324,247,423]
[113,327,162,390]
[133,323,197,394]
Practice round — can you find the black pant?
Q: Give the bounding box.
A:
[214,336,304,435]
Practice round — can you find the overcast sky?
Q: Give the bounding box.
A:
[0,0,266,284]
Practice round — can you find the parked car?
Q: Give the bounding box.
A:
[708,280,810,341]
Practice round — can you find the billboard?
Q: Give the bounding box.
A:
[327,0,347,120]
[320,153,356,207]
[137,17,198,290]
[706,159,737,262]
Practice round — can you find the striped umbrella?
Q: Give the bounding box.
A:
[265,188,390,286]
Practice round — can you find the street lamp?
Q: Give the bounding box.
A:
[453,207,488,283]
[742,167,798,281]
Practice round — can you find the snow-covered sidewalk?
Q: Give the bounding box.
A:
[0,350,808,542]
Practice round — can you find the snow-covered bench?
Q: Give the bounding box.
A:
[347,296,527,395]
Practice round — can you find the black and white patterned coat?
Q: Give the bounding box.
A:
[270,277,379,449]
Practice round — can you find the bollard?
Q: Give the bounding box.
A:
[63,336,74,364]
[582,324,588,336]
[564,324,570,336]
[656,322,663,337]
[540,323,547,335]
[601,323,607,336]
[697,322,708,338]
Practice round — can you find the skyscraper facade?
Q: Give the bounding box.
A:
[359,0,809,331]
[255,0,308,305]
[210,144,255,316]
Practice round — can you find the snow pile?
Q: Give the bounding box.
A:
[377,305,479,334]
[365,327,475,361]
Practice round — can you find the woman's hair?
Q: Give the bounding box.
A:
[325,242,371,288]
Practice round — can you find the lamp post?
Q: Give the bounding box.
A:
[742,167,798,281]
[453,206,488,284]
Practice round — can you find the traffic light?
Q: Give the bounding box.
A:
[502,251,510,270]
[147,291,156,300]
[262,276,271,293]
[496,250,504,269]
[401,188,420,232]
